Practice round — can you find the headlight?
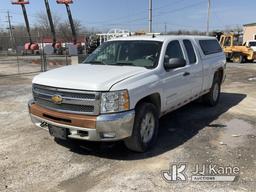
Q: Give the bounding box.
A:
[101,90,130,113]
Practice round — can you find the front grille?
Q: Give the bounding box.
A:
[36,98,95,113]
[33,84,100,115]
[33,85,96,100]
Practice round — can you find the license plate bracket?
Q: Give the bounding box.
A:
[49,125,67,140]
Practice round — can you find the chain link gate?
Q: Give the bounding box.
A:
[0,35,43,76]
[0,36,81,76]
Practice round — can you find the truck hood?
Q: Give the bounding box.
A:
[32,64,148,91]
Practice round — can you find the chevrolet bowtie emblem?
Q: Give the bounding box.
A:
[51,95,63,104]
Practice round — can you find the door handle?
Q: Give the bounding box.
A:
[183,72,190,76]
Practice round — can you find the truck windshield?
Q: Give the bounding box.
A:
[83,40,163,68]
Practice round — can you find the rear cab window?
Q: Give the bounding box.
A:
[199,39,222,55]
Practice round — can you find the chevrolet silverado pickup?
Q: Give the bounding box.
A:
[28,35,226,152]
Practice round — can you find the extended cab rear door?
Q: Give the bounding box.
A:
[182,39,203,97]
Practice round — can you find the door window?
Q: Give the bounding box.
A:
[183,40,197,64]
[165,40,184,59]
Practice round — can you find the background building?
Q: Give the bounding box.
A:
[243,23,256,43]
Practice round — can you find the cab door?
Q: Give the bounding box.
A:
[161,40,192,110]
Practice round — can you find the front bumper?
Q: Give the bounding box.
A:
[28,100,135,141]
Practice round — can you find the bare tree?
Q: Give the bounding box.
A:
[167,30,205,36]
[58,19,84,41]
[34,12,62,38]
[223,25,243,34]
[33,12,87,42]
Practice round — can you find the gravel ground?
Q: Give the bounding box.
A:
[0,63,255,192]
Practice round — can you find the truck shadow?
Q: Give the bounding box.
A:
[55,92,246,160]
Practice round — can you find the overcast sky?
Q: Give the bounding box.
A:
[0,0,255,32]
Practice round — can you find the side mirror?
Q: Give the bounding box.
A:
[164,58,186,70]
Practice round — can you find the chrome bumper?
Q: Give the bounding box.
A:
[28,101,135,141]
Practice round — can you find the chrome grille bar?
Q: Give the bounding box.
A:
[32,84,100,115]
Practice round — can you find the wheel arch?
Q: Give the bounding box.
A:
[135,93,161,117]
[215,67,224,83]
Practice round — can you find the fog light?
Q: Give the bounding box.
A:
[102,132,116,138]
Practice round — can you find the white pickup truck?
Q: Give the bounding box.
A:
[28,35,226,152]
[246,40,256,52]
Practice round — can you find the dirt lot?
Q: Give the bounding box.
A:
[0,63,256,192]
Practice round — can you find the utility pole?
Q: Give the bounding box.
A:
[164,23,167,35]
[206,0,211,36]
[6,11,15,49]
[149,0,152,33]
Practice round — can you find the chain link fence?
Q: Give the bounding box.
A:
[0,35,83,77]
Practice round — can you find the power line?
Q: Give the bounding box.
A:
[81,0,232,31]
[82,0,189,25]
[0,0,207,31]
[85,0,206,28]
[154,0,205,17]
[154,0,186,11]
[0,1,242,33]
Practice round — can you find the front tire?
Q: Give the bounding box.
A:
[124,103,159,152]
[203,74,221,107]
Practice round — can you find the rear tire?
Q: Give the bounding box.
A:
[203,74,221,107]
[124,103,159,152]
[232,53,244,63]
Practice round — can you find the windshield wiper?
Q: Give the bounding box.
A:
[84,61,106,65]
[108,62,137,67]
